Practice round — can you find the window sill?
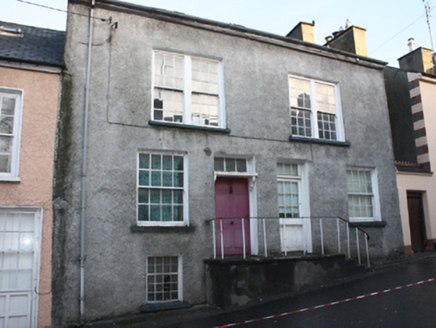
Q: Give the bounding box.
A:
[349,221,387,228]
[149,120,231,133]
[131,225,196,233]
[140,301,191,313]
[289,136,351,147]
[0,176,21,183]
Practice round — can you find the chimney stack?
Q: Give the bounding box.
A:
[324,25,367,56]
[398,46,435,74]
[286,21,315,43]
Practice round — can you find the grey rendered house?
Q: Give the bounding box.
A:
[54,0,403,325]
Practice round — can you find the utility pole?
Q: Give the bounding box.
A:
[423,0,436,69]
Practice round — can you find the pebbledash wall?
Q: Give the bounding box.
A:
[53,0,403,325]
[0,66,60,328]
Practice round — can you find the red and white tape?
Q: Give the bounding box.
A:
[217,278,436,328]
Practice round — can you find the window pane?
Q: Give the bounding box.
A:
[138,189,149,203]
[173,190,183,204]
[162,206,172,221]
[163,155,172,170]
[152,155,161,169]
[138,171,149,186]
[139,154,149,169]
[138,205,149,221]
[151,171,161,186]
[225,158,235,172]
[162,190,172,204]
[236,159,247,172]
[163,172,173,187]
[174,172,183,187]
[0,116,14,135]
[0,154,11,173]
[174,206,183,221]
[150,206,161,221]
[150,190,160,204]
[214,157,224,171]
[174,156,183,171]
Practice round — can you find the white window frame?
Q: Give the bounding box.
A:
[152,50,225,128]
[288,75,344,141]
[0,87,23,181]
[346,167,381,222]
[146,255,182,303]
[136,151,189,227]
[277,163,302,219]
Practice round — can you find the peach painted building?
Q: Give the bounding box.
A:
[0,22,64,327]
[385,45,436,255]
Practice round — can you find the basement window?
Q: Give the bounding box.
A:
[146,256,181,303]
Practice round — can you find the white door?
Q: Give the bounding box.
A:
[0,209,41,328]
[277,163,311,253]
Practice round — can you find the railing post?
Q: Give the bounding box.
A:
[220,218,224,259]
[365,233,371,268]
[212,219,216,259]
[281,221,287,256]
[263,218,267,257]
[303,218,307,256]
[242,217,246,259]
[355,227,361,265]
[347,224,350,258]
[320,219,324,255]
[336,218,341,254]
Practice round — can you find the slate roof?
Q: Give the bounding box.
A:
[0,21,65,67]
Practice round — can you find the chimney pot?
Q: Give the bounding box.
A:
[408,38,416,52]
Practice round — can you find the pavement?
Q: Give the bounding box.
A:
[85,252,436,328]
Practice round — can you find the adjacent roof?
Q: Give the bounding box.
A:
[0,21,65,67]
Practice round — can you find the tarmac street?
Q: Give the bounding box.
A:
[90,254,436,327]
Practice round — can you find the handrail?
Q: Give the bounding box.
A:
[207,216,371,268]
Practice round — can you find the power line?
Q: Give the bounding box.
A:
[16,0,109,21]
[369,14,425,55]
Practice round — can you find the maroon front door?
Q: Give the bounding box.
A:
[215,178,250,256]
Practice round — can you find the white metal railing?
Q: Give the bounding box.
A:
[207,217,371,268]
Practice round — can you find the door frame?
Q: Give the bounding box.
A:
[277,161,312,253]
[0,206,42,328]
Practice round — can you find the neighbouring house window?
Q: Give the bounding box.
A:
[277,163,301,218]
[214,157,247,173]
[153,51,223,128]
[147,256,181,302]
[137,153,187,226]
[289,76,343,141]
[347,168,380,221]
[0,88,22,180]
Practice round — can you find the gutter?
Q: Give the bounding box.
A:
[70,0,387,68]
[80,0,95,325]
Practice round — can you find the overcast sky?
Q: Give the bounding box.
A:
[1,0,435,67]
